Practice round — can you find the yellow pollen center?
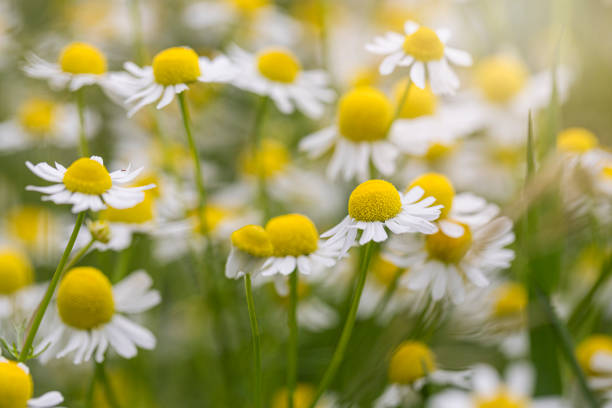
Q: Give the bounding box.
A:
[348,180,402,222]
[556,127,599,154]
[256,48,301,83]
[425,143,455,161]
[265,214,319,257]
[0,250,33,295]
[407,172,455,218]
[59,42,107,75]
[193,206,229,235]
[231,225,274,257]
[425,220,472,264]
[338,87,393,142]
[152,47,201,86]
[241,139,291,179]
[0,361,33,408]
[476,56,528,103]
[100,192,155,224]
[394,80,437,119]
[18,98,56,134]
[403,26,445,62]
[371,255,403,286]
[576,335,612,376]
[272,384,315,408]
[388,341,436,384]
[7,206,52,246]
[493,282,527,318]
[475,390,528,408]
[228,0,269,14]
[57,267,115,330]
[62,158,112,195]
[350,67,378,88]
[602,165,612,181]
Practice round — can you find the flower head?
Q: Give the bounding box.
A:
[226,225,274,279]
[0,249,33,295]
[0,355,64,407]
[388,341,436,384]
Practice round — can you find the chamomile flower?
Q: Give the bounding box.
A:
[37,267,160,364]
[429,363,568,408]
[576,335,612,392]
[299,86,401,181]
[556,127,602,169]
[322,180,441,255]
[111,46,237,117]
[24,41,109,91]
[228,45,335,118]
[260,214,340,276]
[366,21,472,94]
[226,225,274,279]
[271,383,337,408]
[0,248,37,322]
[375,341,471,408]
[3,205,63,259]
[25,156,154,213]
[0,354,64,408]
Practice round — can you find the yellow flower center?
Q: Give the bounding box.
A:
[602,165,612,181]
[7,206,52,246]
[272,384,315,408]
[241,139,291,179]
[371,255,403,286]
[556,127,599,154]
[265,214,319,257]
[407,172,455,218]
[59,42,107,75]
[394,80,437,119]
[228,0,269,14]
[388,341,436,384]
[0,361,33,408]
[192,206,229,235]
[348,180,402,222]
[62,158,113,195]
[100,192,155,224]
[476,56,528,104]
[256,48,301,83]
[231,225,274,257]
[475,390,528,408]
[493,282,527,318]
[576,335,612,376]
[0,250,33,295]
[425,143,455,161]
[18,98,56,134]
[425,220,472,264]
[403,26,445,62]
[350,67,379,88]
[57,267,115,330]
[338,87,393,142]
[152,47,201,86]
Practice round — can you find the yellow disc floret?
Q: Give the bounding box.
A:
[241,139,290,179]
[0,250,33,295]
[231,225,274,257]
[7,206,52,247]
[18,98,56,134]
[388,341,436,384]
[394,80,437,119]
[338,87,393,142]
[371,255,403,286]
[492,282,527,318]
[475,390,528,408]
[152,47,201,86]
[100,192,155,224]
[425,143,455,161]
[62,158,112,195]
[59,42,107,75]
[407,172,454,218]
[57,267,115,330]
[425,220,472,264]
[192,205,229,235]
[256,48,301,83]
[348,180,402,222]
[272,384,315,408]
[228,0,269,14]
[576,335,612,376]
[476,56,528,104]
[0,361,33,408]
[265,214,319,257]
[403,26,445,62]
[556,127,599,154]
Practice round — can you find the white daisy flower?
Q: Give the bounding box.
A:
[259,214,340,277]
[576,335,612,392]
[556,127,603,169]
[0,354,64,407]
[37,267,160,364]
[24,41,109,91]
[228,45,335,118]
[300,86,402,181]
[429,363,568,408]
[0,248,40,322]
[226,225,274,279]
[110,46,237,117]
[366,21,472,94]
[322,180,442,256]
[25,155,154,213]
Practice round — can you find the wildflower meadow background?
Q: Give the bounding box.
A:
[0,0,611,407]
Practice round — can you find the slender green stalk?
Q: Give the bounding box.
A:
[389,78,412,127]
[309,241,375,408]
[251,96,271,222]
[76,88,89,157]
[128,0,146,65]
[19,212,85,362]
[113,244,134,283]
[288,269,299,408]
[372,269,403,318]
[64,239,93,272]
[245,274,263,408]
[97,361,121,408]
[84,362,98,408]
[568,255,612,333]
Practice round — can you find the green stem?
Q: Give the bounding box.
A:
[97,361,121,408]
[64,239,93,272]
[84,362,98,408]
[19,212,85,362]
[245,274,263,408]
[288,270,299,408]
[389,78,412,129]
[128,0,146,65]
[568,255,612,333]
[113,244,134,283]
[76,88,89,157]
[252,96,271,222]
[372,268,403,318]
[309,241,375,408]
